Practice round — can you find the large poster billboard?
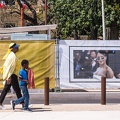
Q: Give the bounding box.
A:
[59,40,120,89]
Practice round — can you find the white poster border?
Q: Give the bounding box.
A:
[59,40,120,89]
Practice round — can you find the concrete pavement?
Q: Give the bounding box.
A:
[0,89,120,120]
[1,89,120,111]
[3,89,120,104]
[1,111,120,120]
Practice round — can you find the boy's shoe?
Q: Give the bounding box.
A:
[23,108,32,112]
[29,104,33,108]
[10,100,15,110]
[0,104,6,110]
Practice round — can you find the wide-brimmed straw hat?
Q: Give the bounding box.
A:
[9,43,20,49]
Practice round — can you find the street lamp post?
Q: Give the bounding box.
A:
[101,0,106,40]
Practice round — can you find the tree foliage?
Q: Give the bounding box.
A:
[1,0,119,39]
[48,0,120,39]
[2,0,43,26]
[105,0,120,25]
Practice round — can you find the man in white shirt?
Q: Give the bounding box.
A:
[0,43,23,109]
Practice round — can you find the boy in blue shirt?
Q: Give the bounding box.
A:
[10,59,32,112]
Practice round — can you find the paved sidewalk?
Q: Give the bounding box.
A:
[1,104,120,120]
[0,90,120,111]
[0,111,120,120]
[1,103,120,112]
[1,103,120,120]
[0,90,120,120]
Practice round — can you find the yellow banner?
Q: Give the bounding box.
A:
[0,40,55,89]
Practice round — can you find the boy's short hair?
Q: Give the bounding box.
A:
[21,59,29,66]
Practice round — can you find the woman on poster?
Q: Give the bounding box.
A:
[93,50,114,78]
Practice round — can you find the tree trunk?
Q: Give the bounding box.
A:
[90,28,97,40]
[74,30,78,40]
[110,21,119,40]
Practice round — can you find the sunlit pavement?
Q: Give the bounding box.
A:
[0,111,120,120]
[0,90,120,120]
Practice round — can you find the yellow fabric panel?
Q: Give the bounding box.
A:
[0,40,55,89]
